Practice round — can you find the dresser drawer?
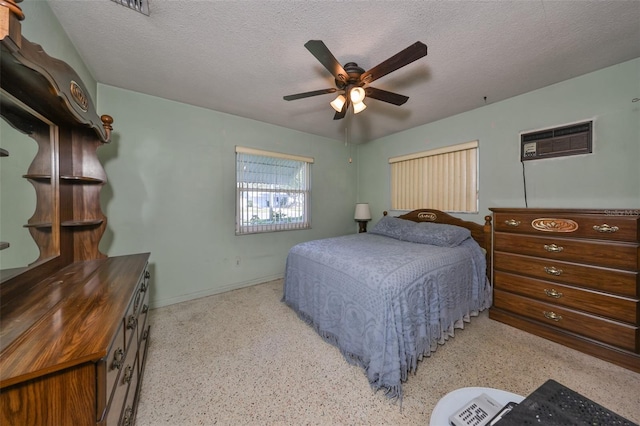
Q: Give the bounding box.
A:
[102,323,126,414]
[105,336,138,426]
[494,271,639,324]
[494,290,638,352]
[494,232,639,271]
[494,252,639,297]
[119,349,140,426]
[494,212,639,242]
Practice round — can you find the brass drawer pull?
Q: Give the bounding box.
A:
[543,311,563,322]
[122,406,133,426]
[127,315,137,330]
[123,365,133,384]
[504,219,521,227]
[544,244,564,253]
[111,348,124,370]
[593,224,619,233]
[133,291,142,313]
[544,288,563,299]
[544,266,563,276]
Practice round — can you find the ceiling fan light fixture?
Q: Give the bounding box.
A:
[330,95,346,112]
[350,87,366,104]
[353,101,367,114]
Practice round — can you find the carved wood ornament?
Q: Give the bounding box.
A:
[531,218,579,233]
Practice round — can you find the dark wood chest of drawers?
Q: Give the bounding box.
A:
[0,253,152,425]
[489,208,639,372]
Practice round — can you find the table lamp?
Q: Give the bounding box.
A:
[354,203,372,233]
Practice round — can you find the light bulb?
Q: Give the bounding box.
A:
[350,87,365,103]
[330,95,346,112]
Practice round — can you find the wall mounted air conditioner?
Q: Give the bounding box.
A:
[521,121,592,161]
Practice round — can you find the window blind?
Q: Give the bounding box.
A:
[389,141,478,212]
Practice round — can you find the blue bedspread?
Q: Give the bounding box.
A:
[282,233,491,399]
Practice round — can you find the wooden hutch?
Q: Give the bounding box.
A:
[1,1,151,424]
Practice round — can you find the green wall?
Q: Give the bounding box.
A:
[357,58,640,225]
[96,85,357,307]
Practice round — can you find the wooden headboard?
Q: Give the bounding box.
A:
[383,209,493,280]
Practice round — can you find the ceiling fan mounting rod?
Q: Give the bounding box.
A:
[336,62,365,89]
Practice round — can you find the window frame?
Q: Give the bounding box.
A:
[235,146,313,235]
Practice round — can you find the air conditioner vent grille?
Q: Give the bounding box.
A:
[521,121,592,161]
[111,0,149,16]
[554,122,591,137]
[523,130,554,142]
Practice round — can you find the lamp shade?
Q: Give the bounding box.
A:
[330,95,346,112]
[352,101,367,114]
[354,203,372,220]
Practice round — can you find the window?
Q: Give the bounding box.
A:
[236,146,313,235]
[389,141,478,213]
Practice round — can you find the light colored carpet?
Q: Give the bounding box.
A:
[136,279,640,425]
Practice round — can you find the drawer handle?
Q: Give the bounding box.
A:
[543,311,563,322]
[504,219,521,227]
[122,406,133,426]
[133,291,142,313]
[127,315,137,330]
[544,244,564,253]
[544,288,563,299]
[593,224,619,233]
[544,266,563,276]
[141,270,151,292]
[111,348,124,370]
[123,365,133,384]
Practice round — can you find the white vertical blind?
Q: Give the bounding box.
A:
[389,141,478,212]
[236,147,312,234]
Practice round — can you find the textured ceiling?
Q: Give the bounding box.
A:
[47,0,640,144]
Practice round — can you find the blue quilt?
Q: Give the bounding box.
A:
[282,232,491,399]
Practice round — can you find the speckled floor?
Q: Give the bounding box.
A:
[135,279,640,425]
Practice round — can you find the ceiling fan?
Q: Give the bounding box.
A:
[283,40,428,120]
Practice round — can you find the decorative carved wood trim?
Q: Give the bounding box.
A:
[531,218,579,233]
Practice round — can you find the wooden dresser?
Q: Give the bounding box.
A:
[490,208,639,372]
[1,253,151,425]
[1,2,152,424]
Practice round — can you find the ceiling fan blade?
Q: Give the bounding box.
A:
[304,40,348,84]
[360,41,427,84]
[365,87,409,106]
[333,97,350,120]
[283,88,337,101]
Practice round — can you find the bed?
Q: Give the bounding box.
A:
[282,209,493,399]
